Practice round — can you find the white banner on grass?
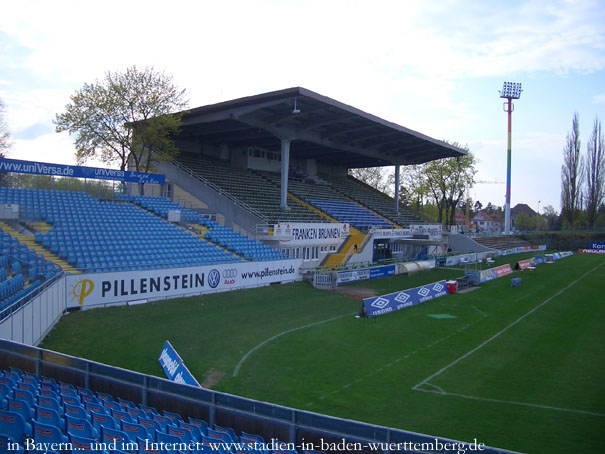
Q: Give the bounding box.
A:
[65,259,302,308]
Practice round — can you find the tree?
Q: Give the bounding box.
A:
[421,148,476,225]
[514,212,535,231]
[561,113,584,228]
[0,98,11,154]
[585,116,605,228]
[348,167,391,194]
[388,164,426,210]
[542,204,561,230]
[55,66,188,176]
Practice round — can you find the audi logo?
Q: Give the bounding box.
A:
[223,269,238,278]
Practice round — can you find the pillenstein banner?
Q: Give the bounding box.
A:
[0,158,165,185]
[66,259,301,308]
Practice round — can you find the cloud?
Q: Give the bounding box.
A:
[13,122,53,140]
[595,93,605,104]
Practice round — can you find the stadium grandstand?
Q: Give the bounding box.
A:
[1,87,528,454]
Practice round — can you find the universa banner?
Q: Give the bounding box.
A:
[65,259,301,308]
[362,280,448,317]
[0,157,165,185]
[158,340,201,387]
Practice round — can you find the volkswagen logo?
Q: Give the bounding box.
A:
[222,269,237,279]
[208,269,221,288]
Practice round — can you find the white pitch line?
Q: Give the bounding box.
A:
[413,261,604,390]
[233,312,354,377]
[307,305,488,406]
[416,388,605,418]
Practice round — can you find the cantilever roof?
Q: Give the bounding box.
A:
[177,87,466,168]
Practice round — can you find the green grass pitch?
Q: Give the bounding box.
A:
[41,253,605,453]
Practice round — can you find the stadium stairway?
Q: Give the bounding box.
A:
[321,229,366,267]
[0,221,79,275]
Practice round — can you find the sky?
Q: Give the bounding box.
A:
[1,0,604,213]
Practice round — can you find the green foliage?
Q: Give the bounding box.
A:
[348,167,391,195]
[392,146,476,225]
[55,66,188,172]
[513,212,535,231]
[585,116,605,228]
[420,148,476,225]
[561,113,584,227]
[0,98,11,154]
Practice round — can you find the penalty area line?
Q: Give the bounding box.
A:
[233,312,355,377]
[415,387,605,418]
[413,261,604,391]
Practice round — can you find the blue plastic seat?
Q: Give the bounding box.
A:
[0,434,24,453]
[65,415,98,440]
[34,406,65,430]
[90,410,116,433]
[63,402,87,420]
[0,409,32,443]
[101,426,130,446]
[137,416,161,438]
[32,421,68,447]
[7,398,34,422]
[120,420,149,444]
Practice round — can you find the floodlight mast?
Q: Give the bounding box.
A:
[499,82,522,235]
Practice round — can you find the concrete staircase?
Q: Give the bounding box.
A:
[0,221,80,274]
[322,229,366,267]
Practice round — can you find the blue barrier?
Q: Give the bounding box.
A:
[337,264,395,284]
[363,280,448,317]
[158,340,201,387]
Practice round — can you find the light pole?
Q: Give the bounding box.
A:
[537,200,541,231]
[499,82,522,235]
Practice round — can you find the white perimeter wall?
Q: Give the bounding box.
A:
[0,277,66,346]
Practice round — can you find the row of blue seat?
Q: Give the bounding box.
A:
[0,368,323,454]
[122,196,286,262]
[306,200,393,229]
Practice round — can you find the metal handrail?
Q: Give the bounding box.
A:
[171,160,269,223]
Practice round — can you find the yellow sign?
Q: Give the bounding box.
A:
[70,279,94,306]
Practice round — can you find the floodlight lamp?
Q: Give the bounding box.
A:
[499,82,522,99]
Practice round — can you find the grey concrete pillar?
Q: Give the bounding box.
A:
[280,139,291,208]
[394,165,400,214]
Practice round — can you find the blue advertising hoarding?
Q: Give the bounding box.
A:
[362,280,448,317]
[337,264,395,284]
[589,241,605,250]
[158,340,201,388]
[0,158,165,185]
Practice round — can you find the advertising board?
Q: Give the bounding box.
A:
[66,259,301,308]
[362,281,448,317]
[158,340,201,387]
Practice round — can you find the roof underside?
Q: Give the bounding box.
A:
[177,87,465,168]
